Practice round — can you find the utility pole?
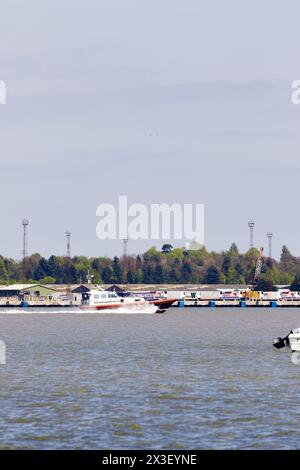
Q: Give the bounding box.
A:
[65,231,71,258]
[65,231,71,299]
[267,232,273,259]
[248,221,255,249]
[123,238,128,257]
[22,219,29,284]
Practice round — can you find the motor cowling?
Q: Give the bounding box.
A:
[273,337,287,349]
[273,333,291,349]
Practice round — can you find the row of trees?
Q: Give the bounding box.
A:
[0,244,300,288]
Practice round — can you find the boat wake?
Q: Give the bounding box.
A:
[0,304,158,315]
[0,308,81,315]
[78,303,158,315]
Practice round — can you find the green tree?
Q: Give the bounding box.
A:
[134,268,143,283]
[143,264,153,283]
[254,277,276,292]
[280,245,300,275]
[102,266,113,283]
[168,268,179,283]
[226,266,238,284]
[112,257,123,283]
[181,262,193,283]
[154,264,165,283]
[0,256,8,284]
[290,276,300,291]
[222,255,231,275]
[229,243,239,256]
[161,244,173,253]
[40,276,56,284]
[205,265,221,284]
[127,270,135,284]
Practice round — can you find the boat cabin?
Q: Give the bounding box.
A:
[82,289,121,306]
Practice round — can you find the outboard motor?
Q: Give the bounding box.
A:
[273,332,291,349]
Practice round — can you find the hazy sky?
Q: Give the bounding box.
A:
[1,0,300,259]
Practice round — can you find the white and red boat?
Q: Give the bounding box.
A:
[80,290,176,314]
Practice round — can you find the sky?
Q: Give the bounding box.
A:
[1,0,300,259]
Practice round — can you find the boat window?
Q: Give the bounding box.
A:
[108,292,118,298]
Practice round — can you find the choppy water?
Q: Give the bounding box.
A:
[0,307,300,449]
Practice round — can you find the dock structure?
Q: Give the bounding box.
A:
[0,283,300,308]
[0,283,77,308]
[1,301,300,308]
[174,299,286,308]
[171,290,300,308]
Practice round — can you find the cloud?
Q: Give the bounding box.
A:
[1,1,300,258]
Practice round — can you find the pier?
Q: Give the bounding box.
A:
[1,298,300,309]
[175,299,300,308]
[0,283,300,308]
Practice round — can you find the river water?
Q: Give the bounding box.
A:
[0,307,299,449]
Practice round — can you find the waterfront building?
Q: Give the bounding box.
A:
[0,284,58,299]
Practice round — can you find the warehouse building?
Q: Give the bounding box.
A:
[71,284,91,304]
[0,284,58,299]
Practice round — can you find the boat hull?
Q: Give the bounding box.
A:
[273,328,300,352]
[80,298,176,313]
[289,333,300,352]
